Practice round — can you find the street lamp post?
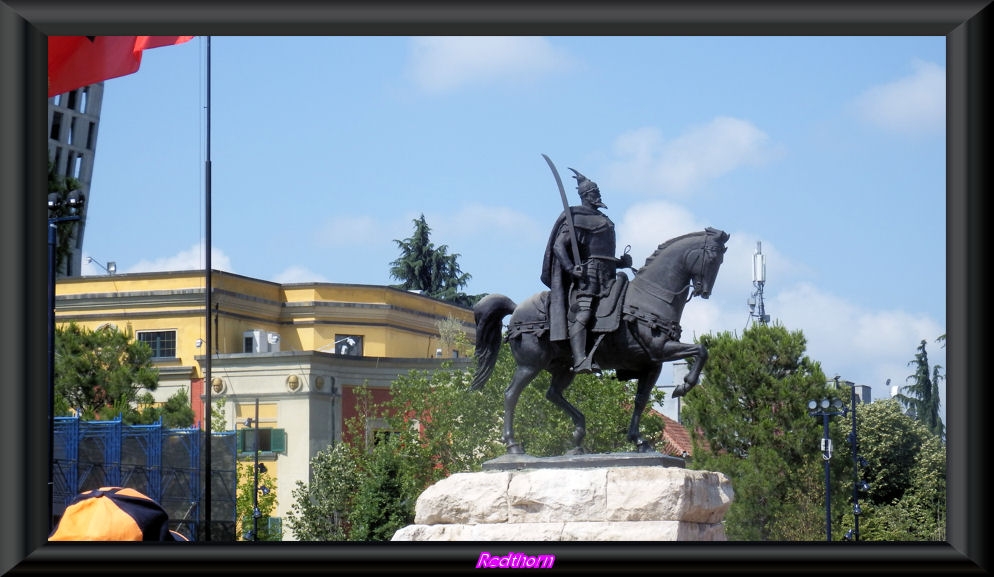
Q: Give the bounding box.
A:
[47,190,84,530]
[844,383,870,542]
[244,398,261,541]
[807,394,848,541]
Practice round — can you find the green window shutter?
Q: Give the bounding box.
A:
[270,429,286,453]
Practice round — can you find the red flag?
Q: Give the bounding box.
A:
[48,36,194,97]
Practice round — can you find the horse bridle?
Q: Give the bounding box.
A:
[688,230,714,301]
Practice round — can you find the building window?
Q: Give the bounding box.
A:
[364,417,399,451]
[335,334,363,356]
[237,428,287,454]
[87,121,97,150]
[137,330,177,359]
[70,153,83,178]
[50,112,63,140]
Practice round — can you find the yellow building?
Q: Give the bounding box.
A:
[55,269,476,537]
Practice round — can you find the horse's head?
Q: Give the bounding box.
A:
[690,227,729,299]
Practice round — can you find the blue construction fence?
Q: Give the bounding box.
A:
[53,416,238,541]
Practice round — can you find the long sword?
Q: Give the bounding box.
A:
[542,153,582,267]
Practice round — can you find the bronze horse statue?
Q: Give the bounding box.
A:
[470,227,729,455]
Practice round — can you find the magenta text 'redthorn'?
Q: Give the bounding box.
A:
[476,551,556,569]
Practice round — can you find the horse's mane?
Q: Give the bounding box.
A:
[641,230,706,270]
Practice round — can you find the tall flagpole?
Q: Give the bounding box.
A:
[203,35,213,541]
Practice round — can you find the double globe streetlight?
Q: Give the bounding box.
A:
[808,377,871,542]
[807,396,847,542]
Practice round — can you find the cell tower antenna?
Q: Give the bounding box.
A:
[747,241,770,327]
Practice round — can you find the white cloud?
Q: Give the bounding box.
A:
[432,204,543,244]
[606,118,780,196]
[772,282,945,400]
[406,36,574,94]
[617,200,706,265]
[648,254,944,420]
[852,59,945,135]
[312,215,387,248]
[272,266,328,284]
[119,242,233,274]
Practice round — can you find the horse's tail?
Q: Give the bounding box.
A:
[469,293,516,391]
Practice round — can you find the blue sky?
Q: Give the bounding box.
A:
[79,36,946,416]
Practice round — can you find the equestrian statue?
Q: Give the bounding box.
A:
[469,155,729,455]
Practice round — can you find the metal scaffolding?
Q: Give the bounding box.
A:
[53,415,237,540]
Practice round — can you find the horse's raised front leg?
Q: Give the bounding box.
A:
[503,364,542,454]
[659,341,708,398]
[544,367,585,455]
[627,365,662,453]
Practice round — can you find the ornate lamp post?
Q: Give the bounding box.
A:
[244,398,261,541]
[807,394,848,541]
[47,189,84,529]
[843,381,870,541]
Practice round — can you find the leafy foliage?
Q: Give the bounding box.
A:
[136,387,195,428]
[845,398,946,541]
[54,322,162,423]
[235,461,281,541]
[894,338,945,441]
[286,339,667,540]
[681,323,839,540]
[209,395,228,433]
[436,315,474,358]
[285,442,361,541]
[47,161,83,274]
[389,214,484,307]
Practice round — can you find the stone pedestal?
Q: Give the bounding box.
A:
[392,453,733,541]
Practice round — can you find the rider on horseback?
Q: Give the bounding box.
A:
[541,169,633,374]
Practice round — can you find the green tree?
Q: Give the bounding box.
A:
[389,214,483,307]
[287,342,667,540]
[285,442,361,541]
[209,395,228,433]
[235,461,281,541]
[895,339,945,440]
[846,398,945,541]
[344,431,423,541]
[55,321,160,423]
[135,388,196,428]
[681,323,839,541]
[436,315,473,358]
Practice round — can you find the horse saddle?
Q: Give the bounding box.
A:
[505,274,628,340]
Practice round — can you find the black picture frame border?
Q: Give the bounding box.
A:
[2,1,988,574]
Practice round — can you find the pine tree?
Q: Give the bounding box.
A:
[389,214,482,307]
[681,323,839,540]
[55,321,160,423]
[895,339,945,441]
